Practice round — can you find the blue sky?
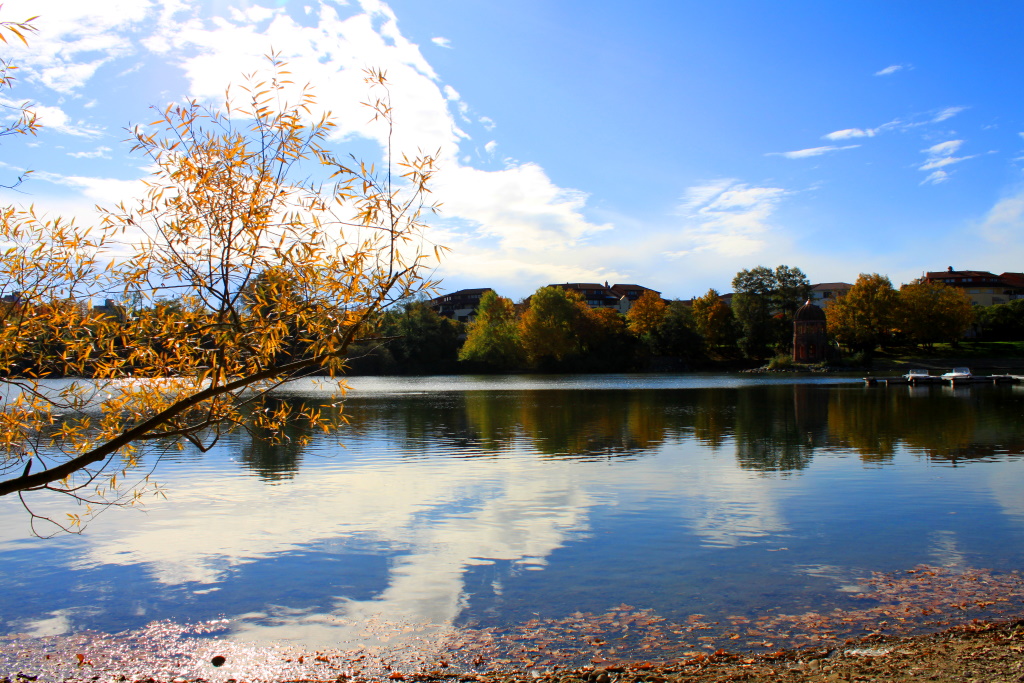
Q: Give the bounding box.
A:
[2,0,1023,301]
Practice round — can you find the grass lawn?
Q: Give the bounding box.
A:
[901,340,1024,358]
[870,340,1024,370]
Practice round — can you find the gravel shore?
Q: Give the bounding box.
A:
[4,618,1023,683]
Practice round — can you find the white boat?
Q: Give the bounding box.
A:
[941,367,972,380]
[903,368,932,381]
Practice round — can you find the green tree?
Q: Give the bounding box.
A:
[732,265,809,359]
[378,300,463,374]
[773,265,813,317]
[898,279,975,349]
[519,286,587,368]
[0,60,443,532]
[976,299,1024,341]
[458,290,524,371]
[825,273,899,353]
[646,300,704,359]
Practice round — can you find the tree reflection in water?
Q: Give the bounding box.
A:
[233,381,1024,480]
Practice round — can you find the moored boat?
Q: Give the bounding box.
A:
[941,367,972,380]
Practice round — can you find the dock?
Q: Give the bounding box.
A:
[864,374,1023,386]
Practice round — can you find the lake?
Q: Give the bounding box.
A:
[2,374,1024,679]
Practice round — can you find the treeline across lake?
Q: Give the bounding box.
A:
[352,269,803,374]
[6,266,1022,380]
[354,267,1024,374]
[349,287,707,375]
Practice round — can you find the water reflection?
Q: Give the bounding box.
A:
[2,377,1024,662]
[317,382,1024,477]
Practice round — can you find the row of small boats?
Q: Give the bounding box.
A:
[864,367,1022,386]
[904,367,972,381]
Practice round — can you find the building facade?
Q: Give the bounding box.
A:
[809,282,853,309]
[429,288,493,322]
[923,268,1024,306]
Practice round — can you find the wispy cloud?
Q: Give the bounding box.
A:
[768,145,859,159]
[68,146,112,159]
[922,170,949,185]
[431,37,452,48]
[924,139,963,156]
[823,108,965,144]
[875,64,906,76]
[824,128,873,140]
[669,179,789,257]
[933,106,968,122]
[824,119,900,141]
[919,139,976,183]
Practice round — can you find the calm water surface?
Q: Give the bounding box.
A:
[2,373,1024,671]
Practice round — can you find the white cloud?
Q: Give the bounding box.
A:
[0,98,102,137]
[769,145,859,159]
[933,106,967,122]
[136,2,471,166]
[823,119,902,141]
[919,156,962,171]
[978,190,1024,244]
[0,0,654,299]
[431,37,452,49]
[433,162,611,252]
[68,146,112,159]
[1,0,153,93]
[824,128,873,140]
[919,139,976,177]
[921,170,949,185]
[31,170,146,205]
[874,64,904,76]
[671,179,789,257]
[925,140,963,156]
[823,109,963,145]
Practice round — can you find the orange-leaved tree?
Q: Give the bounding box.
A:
[0,57,444,534]
[824,273,899,353]
[625,289,666,336]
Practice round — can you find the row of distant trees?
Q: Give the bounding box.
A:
[824,273,1022,353]
[357,265,1024,374]
[348,285,704,374]
[7,265,1018,381]
[365,264,818,372]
